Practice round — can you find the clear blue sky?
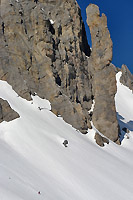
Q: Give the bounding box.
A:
[77,0,133,74]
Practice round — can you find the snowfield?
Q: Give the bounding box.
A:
[0,71,133,200]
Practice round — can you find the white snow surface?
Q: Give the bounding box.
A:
[115,72,133,135]
[0,72,133,200]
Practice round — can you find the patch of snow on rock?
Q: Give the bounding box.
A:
[50,19,54,24]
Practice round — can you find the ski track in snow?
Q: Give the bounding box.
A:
[0,72,133,200]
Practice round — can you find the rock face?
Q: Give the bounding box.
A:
[0,1,120,142]
[86,4,120,142]
[120,65,133,91]
[0,0,92,133]
[0,98,19,123]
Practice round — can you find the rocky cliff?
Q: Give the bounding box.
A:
[0,0,93,133]
[0,0,120,143]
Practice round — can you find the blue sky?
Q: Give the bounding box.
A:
[77,0,133,74]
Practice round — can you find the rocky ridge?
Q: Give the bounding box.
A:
[0,0,124,143]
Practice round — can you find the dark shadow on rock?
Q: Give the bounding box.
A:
[117,112,133,142]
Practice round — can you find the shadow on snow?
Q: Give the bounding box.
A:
[117,112,133,142]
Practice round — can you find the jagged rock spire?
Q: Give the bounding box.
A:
[86,4,120,143]
[120,64,133,91]
[86,4,112,69]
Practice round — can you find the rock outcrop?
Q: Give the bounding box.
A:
[120,64,133,91]
[0,0,92,133]
[94,132,109,147]
[86,4,120,142]
[0,98,19,123]
[0,1,120,142]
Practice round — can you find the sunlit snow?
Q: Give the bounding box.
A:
[0,72,133,200]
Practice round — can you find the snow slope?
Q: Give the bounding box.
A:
[0,72,133,200]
